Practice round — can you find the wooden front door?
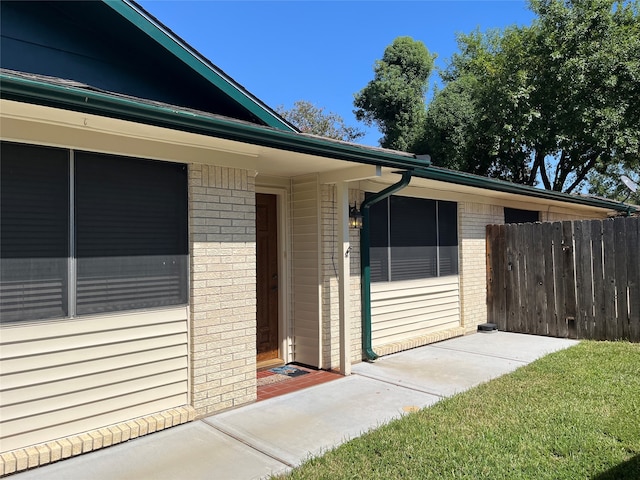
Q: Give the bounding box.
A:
[256,193,279,362]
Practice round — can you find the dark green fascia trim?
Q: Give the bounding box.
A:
[0,73,429,170]
[104,0,294,132]
[409,168,636,214]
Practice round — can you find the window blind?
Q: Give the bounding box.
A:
[0,143,69,322]
[75,152,188,315]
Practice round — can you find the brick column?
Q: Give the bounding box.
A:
[188,164,256,417]
[458,203,504,333]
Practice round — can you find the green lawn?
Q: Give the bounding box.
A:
[277,341,640,480]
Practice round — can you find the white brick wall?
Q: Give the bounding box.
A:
[350,189,363,363]
[189,164,257,417]
[320,186,364,369]
[458,203,504,333]
[541,211,607,221]
[320,185,340,368]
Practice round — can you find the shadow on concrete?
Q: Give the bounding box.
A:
[592,455,640,480]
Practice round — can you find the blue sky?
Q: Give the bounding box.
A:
[138,1,535,146]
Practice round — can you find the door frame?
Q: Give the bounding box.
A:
[255,186,292,364]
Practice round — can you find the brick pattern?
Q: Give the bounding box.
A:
[320,185,340,369]
[349,189,363,363]
[189,164,257,417]
[458,203,504,333]
[541,211,607,222]
[374,327,465,357]
[0,406,195,476]
[319,186,364,369]
[256,367,341,401]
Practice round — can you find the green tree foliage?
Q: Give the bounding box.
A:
[353,37,436,151]
[357,1,640,194]
[276,100,364,142]
[588,166,639,203]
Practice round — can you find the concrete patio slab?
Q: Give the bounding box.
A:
[352,332,579,398]
[352,343,522,398]
[11,421,289,480]
[429,331,580,363]
[205,375,441,468]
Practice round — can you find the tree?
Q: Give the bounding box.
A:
[357,1,640,194]
[276,100,364,142]
[353,37,436,151]
[588,166,640,204]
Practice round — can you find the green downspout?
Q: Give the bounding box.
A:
[360,171,412,361]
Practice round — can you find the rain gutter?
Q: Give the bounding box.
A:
[360,171,412,361]
[409,168,636,214]
[0,72,428,171]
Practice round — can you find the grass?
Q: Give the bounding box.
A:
[277,341,640,480]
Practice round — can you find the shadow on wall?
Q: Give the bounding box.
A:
[592,455,640,480]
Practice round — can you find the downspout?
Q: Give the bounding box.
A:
[360,171,412,361]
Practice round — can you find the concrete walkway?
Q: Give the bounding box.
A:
[12,332,578,480]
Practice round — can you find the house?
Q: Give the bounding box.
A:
[0,0,633,474]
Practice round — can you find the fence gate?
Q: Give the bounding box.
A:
[486,216,639,341]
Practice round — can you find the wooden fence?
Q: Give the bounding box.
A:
[486,216,639,341]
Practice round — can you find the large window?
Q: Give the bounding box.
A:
[0,142,188,323]
[369,194,458,283]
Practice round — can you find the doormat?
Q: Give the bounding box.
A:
[257,365,310,387]
[270,365,310,377]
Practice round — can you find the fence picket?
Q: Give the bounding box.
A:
[505,224,520,333]
[563,221,577,339]
[522,223,536,335]
[531,223,547,336]
[590,220,606,340]
[575,220,594,338]
[550,222,564,338]
[613,217,629,339]
[627,218,640,342]
[602,219,617,340]
[542,222,555,336]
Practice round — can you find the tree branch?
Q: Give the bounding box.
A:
[553,150,570,191]
[565,154,598,193]
[537,150,552,190]
[528,150,541,185]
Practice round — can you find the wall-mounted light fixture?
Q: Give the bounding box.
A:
[349,202,363,229]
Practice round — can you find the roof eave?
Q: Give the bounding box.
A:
[410,167,636,214]
[0,72,427,170]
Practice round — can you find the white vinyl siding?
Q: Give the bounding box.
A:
[0,307,188,452]
[371,276,460,348]
[290,175,322,367]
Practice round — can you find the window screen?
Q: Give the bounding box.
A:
[1,143,69,322]
[438,201,459,276]
[368,195,389,283]
[390,196,437,281]
[504,207,539,224]
[75,152,188,315]
[1,142,188,323]
[367,193,458,283]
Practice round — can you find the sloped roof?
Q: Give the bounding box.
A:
[0,0,294,130]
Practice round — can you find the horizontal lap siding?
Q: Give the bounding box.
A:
[0,307,188,452]
[371,276,460,347]
[291,175,321,367]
